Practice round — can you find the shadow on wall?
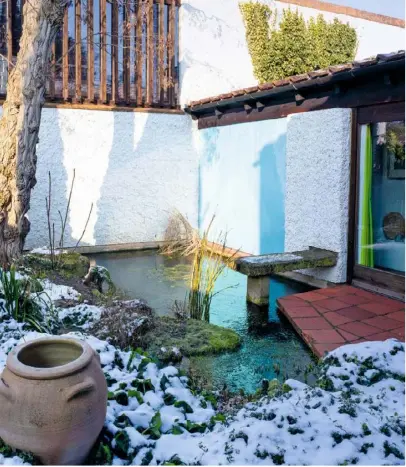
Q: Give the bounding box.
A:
[197,121,287,256]
[255,135,286,255]
[197,125,220,230]
[26,109,76,250]
[26,107,198,249]
[93,111,152,245]
[93,110,198,246]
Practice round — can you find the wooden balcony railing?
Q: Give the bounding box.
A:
[0,0,180,109]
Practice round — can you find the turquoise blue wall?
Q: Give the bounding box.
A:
[198,118,287,255]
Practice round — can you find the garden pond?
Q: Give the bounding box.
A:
[89,250,316,393]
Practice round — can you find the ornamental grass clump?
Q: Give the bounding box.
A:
[160,210,199,257]
[0,265,55,332]
[162,213,238,322]
[188,218,238,321]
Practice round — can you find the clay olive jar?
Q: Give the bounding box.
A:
[0,336,107,465]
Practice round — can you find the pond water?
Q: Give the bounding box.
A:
[89,250,316,393]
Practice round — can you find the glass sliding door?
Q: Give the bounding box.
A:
[353,104,405,293]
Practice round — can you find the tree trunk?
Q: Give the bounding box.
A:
[0,0,68,266]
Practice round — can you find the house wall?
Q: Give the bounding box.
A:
[197,118,287,255]
[179,0,256,107]
[1,0,402,257]
[0,107,199,249]
[285,108,352,283]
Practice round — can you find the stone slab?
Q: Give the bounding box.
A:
[235,247,338,277]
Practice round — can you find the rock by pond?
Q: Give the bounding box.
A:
[141,316,241,358]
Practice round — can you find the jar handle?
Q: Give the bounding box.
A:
[0,377,12,401]
[65,376,96,402]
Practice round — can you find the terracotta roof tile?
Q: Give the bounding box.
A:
[258,82,274,91]
[197,97,213,105]
[217,92,234,100]
[329,63,353,73]
[243,86,260,94]
[231,89,247,97]
[272,78,291,87]
[308,69,330,78]
[290,73,309,83]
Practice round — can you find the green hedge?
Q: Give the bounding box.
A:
[239,2,357,83]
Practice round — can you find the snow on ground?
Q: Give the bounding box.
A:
[0,280,404,466]
[38,279,80,303]
[29,247,67,255]
[58,304,102,329]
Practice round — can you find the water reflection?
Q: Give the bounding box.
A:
[89,250,315,393]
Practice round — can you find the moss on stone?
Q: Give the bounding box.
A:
[59,252,90,277]
[23,252,90,278]
[236,248,337,277]
[143,316,241,357]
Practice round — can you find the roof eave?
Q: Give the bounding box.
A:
[185,56,405,117]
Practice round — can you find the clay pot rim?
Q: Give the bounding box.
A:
[6,337,94,380]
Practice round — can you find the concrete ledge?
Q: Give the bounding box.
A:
[74,241,166,255]
[235,247,338,277]
[247,276,270,306]
[23,241,166,255]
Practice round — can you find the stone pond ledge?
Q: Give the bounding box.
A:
[235,247,338,277]
[235,247,338,306]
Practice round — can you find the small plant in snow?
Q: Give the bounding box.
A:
[84,265,115,294]
[0,266,55,332]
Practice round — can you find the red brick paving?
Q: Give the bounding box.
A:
[324,311,354,326]
[294,317,333,330]
[282,306,320,318]
[337,329,359,342]
[336,307,375,320]
[338,321,382,337]
[277,285,405,358]
[313,297,350,311]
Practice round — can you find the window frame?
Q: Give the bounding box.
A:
[347,101,405,296]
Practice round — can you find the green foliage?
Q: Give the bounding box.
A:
[131,378,155,394]
[179,419,208,434]
[0,266,54,332]
[239,2,357,83]
[142,315,240,357]
[113,431,130,458]
[239,2,272,83]
[114,391,129,406]
[169,425,184,435]
[267,8,313,80]
[128,389,144,404]
[143,412,162,439]
[383,440,404,459]
[387,130,405,161]
[174,400,194,414]
[0,437,39,465]
[362,423,372,436]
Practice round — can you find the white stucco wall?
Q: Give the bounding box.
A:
[0,107,199,249]
[285,108,352,283]
[179,0,257,106]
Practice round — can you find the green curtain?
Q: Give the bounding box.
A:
[359,125,374,268]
